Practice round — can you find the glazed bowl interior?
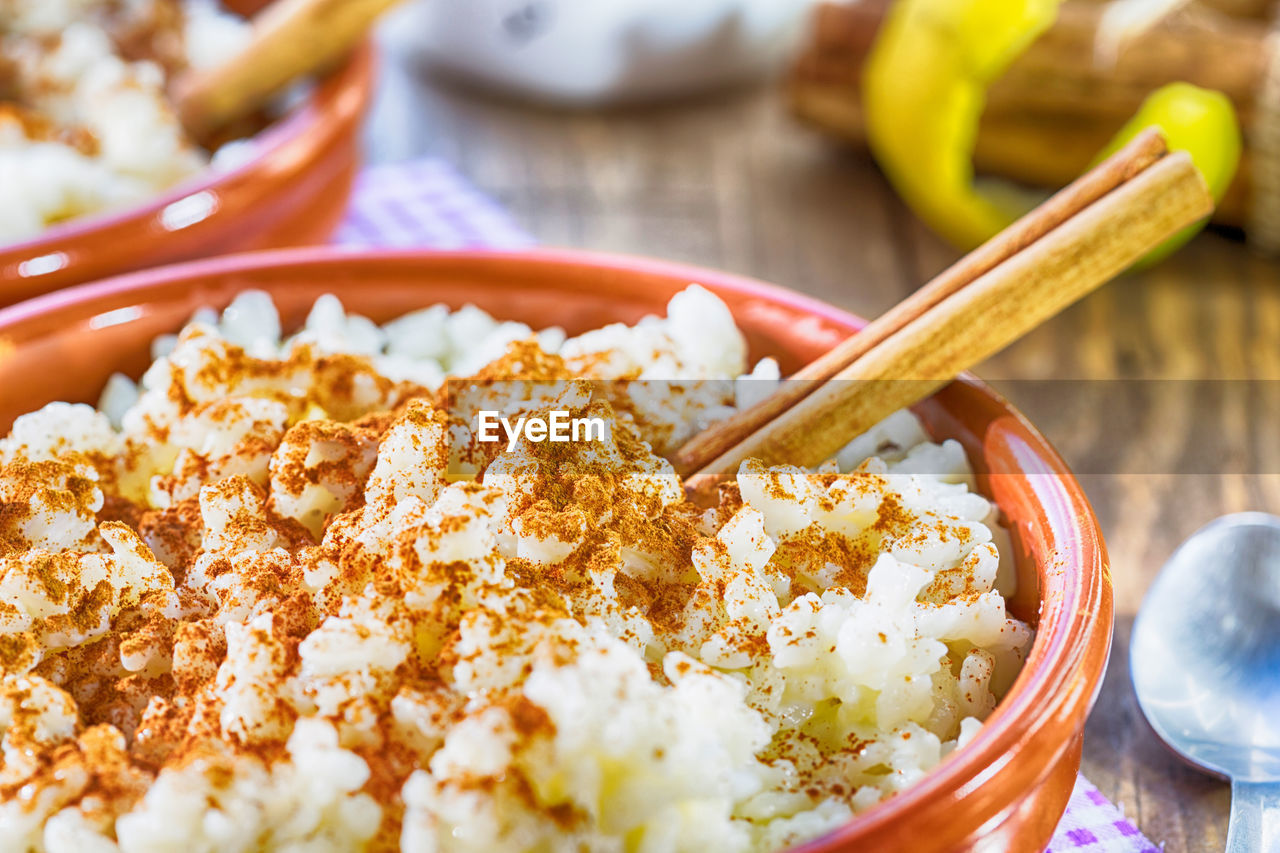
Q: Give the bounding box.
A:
[0,3,374,305]
[0,248,1112,852]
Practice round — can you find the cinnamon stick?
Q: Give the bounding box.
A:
[988,3,1266,126]
[684,148,1212,481]
[673,128,1168,477]
[1195,0,1278,17]
[176,0,399,141]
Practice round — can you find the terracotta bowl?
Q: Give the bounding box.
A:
[0,248,1113,853]
[0,16,374,306]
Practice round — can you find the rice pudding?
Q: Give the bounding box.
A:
[0,286,1032,851]
[0,0,250,242]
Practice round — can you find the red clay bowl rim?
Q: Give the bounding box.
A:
[0,246,1112,843]
[0,42,376,255]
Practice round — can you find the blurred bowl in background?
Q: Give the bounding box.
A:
[388,0,814,105]
[0,28,374,307]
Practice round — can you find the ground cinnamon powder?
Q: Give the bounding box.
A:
[0,329,1011,849]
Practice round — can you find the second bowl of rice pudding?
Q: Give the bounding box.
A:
[0,248,1113,852]
[0,1,374,305]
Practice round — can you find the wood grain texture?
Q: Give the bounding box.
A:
[364,30,1280,851]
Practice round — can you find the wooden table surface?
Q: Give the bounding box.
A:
[364,35,1279,852]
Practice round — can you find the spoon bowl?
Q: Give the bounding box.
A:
[1131,512,1280,849]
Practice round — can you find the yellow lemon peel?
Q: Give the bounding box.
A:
[863,0,1238,259]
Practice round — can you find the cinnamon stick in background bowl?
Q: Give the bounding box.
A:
[176,0,402,142]
[790,0,1274,239]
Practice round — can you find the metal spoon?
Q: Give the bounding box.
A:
[1131,512,1280,851]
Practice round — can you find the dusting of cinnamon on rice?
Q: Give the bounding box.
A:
[0,288,1030,852]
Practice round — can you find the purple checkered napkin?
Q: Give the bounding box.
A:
[334,159,534,250]
[334,157,1161,853]
[1047,778,1160,853]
